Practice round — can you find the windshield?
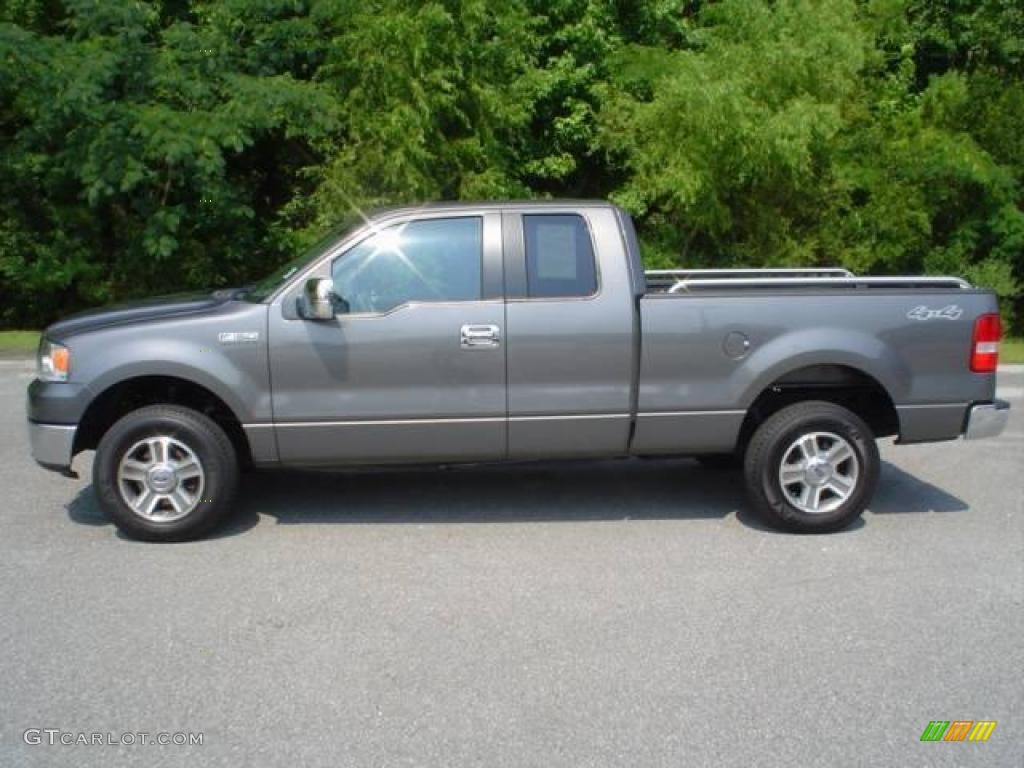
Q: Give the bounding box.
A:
[242,214,363,302]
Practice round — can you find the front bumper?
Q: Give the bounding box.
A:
[28,421,77,475]
[27,378,90,423]
[27,377,90,477]
[964,399,1010,440]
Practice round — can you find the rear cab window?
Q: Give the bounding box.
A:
[523,214,598,299]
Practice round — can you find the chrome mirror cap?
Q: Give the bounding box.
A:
[300,277,336,321]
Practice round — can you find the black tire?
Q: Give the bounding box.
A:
[743,400,879,533]
[93,405,239,541]
[695,453,742,471]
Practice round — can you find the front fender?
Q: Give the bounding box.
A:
[62,304,272,425]
[83,353,263,425]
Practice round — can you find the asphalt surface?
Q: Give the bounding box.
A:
[1,360,1021,767]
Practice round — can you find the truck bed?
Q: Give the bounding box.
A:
[631,283,998,455]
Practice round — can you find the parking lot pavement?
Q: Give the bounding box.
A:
[1,361,1021,767]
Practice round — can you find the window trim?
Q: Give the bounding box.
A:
[502,211,602,303]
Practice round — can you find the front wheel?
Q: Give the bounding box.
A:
[743,401,879,533]
[93,405,239,541]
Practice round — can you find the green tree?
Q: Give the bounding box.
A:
[595,0,1022,327]
[0,0,1021,330]
[1,0,336,325]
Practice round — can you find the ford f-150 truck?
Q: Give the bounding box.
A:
[27,201,1010,540]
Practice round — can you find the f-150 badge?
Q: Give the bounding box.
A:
[907,305,962,321]
[218,331,260,343]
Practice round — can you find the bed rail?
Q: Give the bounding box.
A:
[646,267,854,280]
[663,275,972,293]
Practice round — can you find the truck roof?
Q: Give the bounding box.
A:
[370,199,621,218]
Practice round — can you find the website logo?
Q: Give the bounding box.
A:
[920,721,997,742]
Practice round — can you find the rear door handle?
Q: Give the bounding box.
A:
[460,324,501,348]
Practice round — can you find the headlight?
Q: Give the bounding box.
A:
[38,338,70,382]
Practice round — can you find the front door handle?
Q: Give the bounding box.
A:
[460,324,501,348]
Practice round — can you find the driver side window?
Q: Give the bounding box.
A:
[331,217,482,314]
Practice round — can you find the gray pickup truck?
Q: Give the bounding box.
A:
[28,201,1009,540]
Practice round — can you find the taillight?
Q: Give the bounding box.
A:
[970,313,1001,373]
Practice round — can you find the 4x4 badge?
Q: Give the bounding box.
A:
[907,305,962,321]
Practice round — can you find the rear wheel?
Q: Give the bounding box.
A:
[93,405,239,541]
[743,401,879,533]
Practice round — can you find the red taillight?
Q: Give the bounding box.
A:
[970,313,1001,373]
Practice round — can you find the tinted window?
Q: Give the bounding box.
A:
[524,214,597,298]
[332,217,482,314]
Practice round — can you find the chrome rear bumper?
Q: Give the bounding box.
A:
[964,400,1010,441]
[28,421,77,475]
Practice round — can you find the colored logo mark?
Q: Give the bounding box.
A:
[920,721,997,742]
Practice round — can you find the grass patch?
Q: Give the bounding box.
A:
[0,330,40,355]
[1002,337,1024,365]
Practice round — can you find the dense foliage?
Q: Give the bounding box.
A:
[1,0,1022,329]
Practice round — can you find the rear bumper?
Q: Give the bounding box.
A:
[28,421,77,475]
[964,399,1010,440]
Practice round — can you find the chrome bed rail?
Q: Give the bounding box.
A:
[646,267,855,280]
[643,267,971,293]
[662,275,972,293]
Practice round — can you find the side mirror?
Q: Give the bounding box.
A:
[299,277,336,321]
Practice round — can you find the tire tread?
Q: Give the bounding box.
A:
[743,400,879,533]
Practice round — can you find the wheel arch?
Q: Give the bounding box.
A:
[74,375,252,467]
[735,363,899,454]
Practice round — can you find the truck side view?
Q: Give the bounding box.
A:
[27,201,1010,541]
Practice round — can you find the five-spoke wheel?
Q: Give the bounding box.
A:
[777,431,859,515]
[117,436,206,521]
